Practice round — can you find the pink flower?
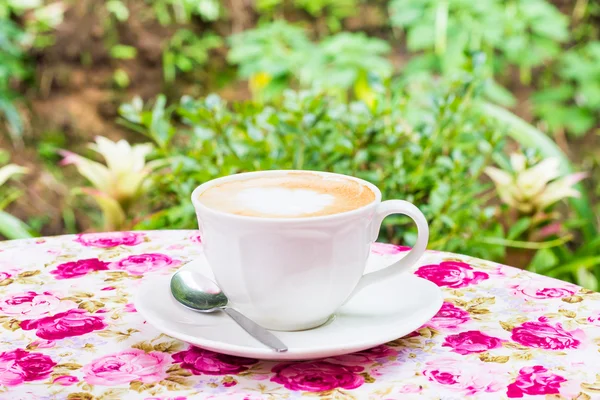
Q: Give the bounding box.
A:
[415,261,489,288]
[21,309,107,340]
[124,303,137,313]
[172,346,257,375]
[399,384,422,393]
[371,242,410,255]
[510,282,577,299]
[331,345,397,365]
[0,348,56,386]
[144,398,187,400]
[53,375,79,386]
[50,258,109,279]
[511,321,581,350]
[429,302,470,330]
[587,312,600,326]
[423,358,503,395]
[83,349,169,386]
[0,291,71,318]
[28,340,56,349]
[0,271,11,283]
[189,233,202,244]
[109,253,178,275]
[507,366,566,398]
[442,330,504,355]
[75,231,145,248]
[271,361,364,392]
[101,286,116,291]
[223,380,237,387]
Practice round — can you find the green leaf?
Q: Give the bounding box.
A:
[575,267,598,291]
[484,80,516,107]
[0,210,34,239]
[527,248,558,273]
[110,45,137,60]
[507,218,531,240]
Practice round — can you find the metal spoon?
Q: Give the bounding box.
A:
[170,269,288,352]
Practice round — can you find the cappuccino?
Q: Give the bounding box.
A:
[197,172,376,218]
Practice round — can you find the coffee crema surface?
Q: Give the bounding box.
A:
[197,173,376,218]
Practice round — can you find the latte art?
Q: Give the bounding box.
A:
[197,173,376,218]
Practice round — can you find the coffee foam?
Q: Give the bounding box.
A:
[198,173,376,218]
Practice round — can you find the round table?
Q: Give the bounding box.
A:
[1,230,599,400]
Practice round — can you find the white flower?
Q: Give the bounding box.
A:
[60,136,165,205]
[484,155,585,214]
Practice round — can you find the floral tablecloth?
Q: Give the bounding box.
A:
[1,230,600,400]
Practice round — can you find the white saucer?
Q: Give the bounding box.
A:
[135,256,443,360]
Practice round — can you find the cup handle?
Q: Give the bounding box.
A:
[346,200,429,301]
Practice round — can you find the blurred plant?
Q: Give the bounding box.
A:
[389,0,568,105]
[0,19,28,142]
[483,153,592,285]
[228,22,391,102]
[227,21,313,99]
[533,41,600,137]
[109,44,137,60]
[106,0,130,22]
[485,154,586,215]
[0,0,64,142]
[0,159,32,239]
[59,136,166,230]
[255,0,358,32]
[119,71,507,260]
[149,0,221,25]
[163,30,223,83]
[299,32,392,103]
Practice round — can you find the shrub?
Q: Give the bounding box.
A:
[119,71,507,261]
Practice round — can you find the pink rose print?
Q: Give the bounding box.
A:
[83,349,169,386]
[75,231,144,248]
[145,398,187,400]
[399,384,422,393]
[587,312,600,326]
[510,281,577,299]
[0,348,56,386]
[370,242,410,255]
[28,340,55,349]
[442,330,504,355]
[21,309,107,340]
[506,366,566,398]
[511,321,581,350]
[415,261,489,288]
[429,302,470,330]
[423,358,503,395]
[271,361,364,392]
[53,375,79,386]
[190,233,202,244]
[124,303,137,313]
[332,345,397,365]
[0,291,71,318]
[109,253,179,275]
[0,271,11,283]
[172,346,257,375]
[50,258,109,279]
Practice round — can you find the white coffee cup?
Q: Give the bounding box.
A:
[191,170,429,331]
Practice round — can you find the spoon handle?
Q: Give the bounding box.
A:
[222,308,288,352]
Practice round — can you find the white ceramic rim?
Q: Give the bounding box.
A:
[190,170,383,223]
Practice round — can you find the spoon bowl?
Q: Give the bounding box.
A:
[170,270,228,312]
